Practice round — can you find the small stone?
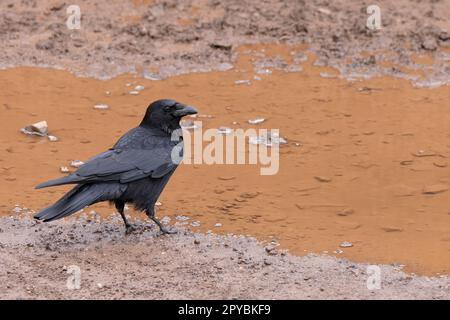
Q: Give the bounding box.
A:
[134,85,145,91]
[234,80,251,85]
[249,132,287,147]
[217,127,232,135]
[70,160,84,168]
[191,221,201,227]
[333,250,344,254]
[97,283,103,289]
[318,7,331,15]
[155,201,162,206]
[194,239,200,245]
[60,166,70,173]
[214,223,222,227]
[21,120,48,136]
[340,241,353,248]
[12,206,22,213]
[248,118,265,125]
[47,135,58,142]
[423,184,450,195]
[422,38,438,51]
[94,104,109,110]
[128,90,140,95]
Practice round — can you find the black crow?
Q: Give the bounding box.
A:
[34,99,197,234]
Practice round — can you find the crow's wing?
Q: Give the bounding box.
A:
[35,147,180,189]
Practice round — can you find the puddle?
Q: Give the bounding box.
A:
[1,45,450,276]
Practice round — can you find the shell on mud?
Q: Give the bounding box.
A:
[217,127,232,135]
[70,160,84,168]
[94,103,109,110]
[340,241,353,248]
[20,120,48,136]
[248,118,265,125]
[249,132,287,147]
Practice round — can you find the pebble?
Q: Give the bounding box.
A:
[21,120,48,136]
[248,118,265,125]
[94,104,109,110]
[214,223,222,227]
[70,160,84,168]
[249,132,287,147]
[191,221,201,227]
[234,79,251,85]
[217,127,232,135]
[155,201,162,206]
[134,85,145,91]
[340,242,353,248]
[47,135,58,142]
[60,166,70,173]
[128,90,140,95]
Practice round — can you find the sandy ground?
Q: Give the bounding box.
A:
[1,215,449,299]
[1,0,450,84]
[1,0,450,299]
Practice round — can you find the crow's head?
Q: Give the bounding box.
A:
[140,99,197,133]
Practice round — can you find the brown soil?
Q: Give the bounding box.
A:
[1,216,449,299]
[1,0,450,299]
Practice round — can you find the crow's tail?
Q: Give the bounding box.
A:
[34,184,105,222]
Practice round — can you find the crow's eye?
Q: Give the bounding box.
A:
[164,106,171,112]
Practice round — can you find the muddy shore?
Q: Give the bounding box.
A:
[1,215,449,299]
[1,0,450,299]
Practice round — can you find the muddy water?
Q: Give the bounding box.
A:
[1,45,450,275]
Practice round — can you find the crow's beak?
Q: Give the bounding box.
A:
[174,104,198,117]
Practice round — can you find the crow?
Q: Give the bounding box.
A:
[34,99,197,234]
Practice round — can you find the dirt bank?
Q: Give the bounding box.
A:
[1,0,450,85]
[0,215,449,299]
[1,0,450,299]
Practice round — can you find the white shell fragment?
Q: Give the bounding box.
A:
[249,132,287,147]
[217,127,232,135]
[248,118,265,125]
[234,79,251,85]
[128,90,140,95]
[60,166,70,173]
[47,135,58,142]
[134,85,145,91]
[20,120,48,136]
[94,104,109,110]
[70,160,84,168]
[340,241,353,248]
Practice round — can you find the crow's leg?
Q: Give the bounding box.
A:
[145,206,176,235]
[115,201,135,234]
